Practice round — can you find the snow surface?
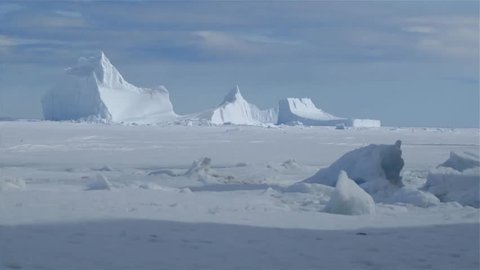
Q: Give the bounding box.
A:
[325,171,376,215]
[42,52,177,124]
[425,151,480,207]
[0,121,478,269]
[277,98,381,127]
[183,85,277,125]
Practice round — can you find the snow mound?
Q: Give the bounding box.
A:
[324,171,376,215]
[277,98,380,127]
[0,177,26,191]
[42,51,177,124]
[85,174,112,191]
[304,140,404,187]
[388,187,440,207]
[185,86,277,126]
[425,152,479,207]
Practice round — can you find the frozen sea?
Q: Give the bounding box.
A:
[0,121,478,269]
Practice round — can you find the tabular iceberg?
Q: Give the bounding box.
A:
[277,98,380,127]
[42,51,177,124]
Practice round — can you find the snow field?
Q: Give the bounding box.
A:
[0,122,478,269]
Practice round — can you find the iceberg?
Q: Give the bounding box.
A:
[277,98,380,127]
[42,51,177,124]
[184,85,277,125]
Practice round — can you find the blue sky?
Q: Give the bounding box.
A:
[0,1,478,127]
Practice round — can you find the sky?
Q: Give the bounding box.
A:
[0,1,478,128]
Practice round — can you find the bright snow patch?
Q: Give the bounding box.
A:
[324,171,376,215]
[42,51,177,124]
[425,152,480,207]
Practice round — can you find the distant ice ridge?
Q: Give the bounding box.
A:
[181,85,278,126]
[42,51,177,124]
[277,98,380,127]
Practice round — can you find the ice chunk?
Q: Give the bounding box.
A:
[185,157,212,182]
[388,187,440,207]
[425,166,479,207]
[86,174,112,191]
[424,151,479,207]
[304,140,404,187]
[324,171,376,215]
[438,151,479,172]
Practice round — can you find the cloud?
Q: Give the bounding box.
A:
[402,16,479,60]
[54,10,83,18]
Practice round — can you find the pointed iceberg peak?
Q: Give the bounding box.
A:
[65,51,126,87]
[222,85,245,104]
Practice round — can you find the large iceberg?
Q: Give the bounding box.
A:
[42,52,177,124]
[277,98,380,127]
[185,86,277,125]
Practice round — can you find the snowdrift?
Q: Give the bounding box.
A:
[277,98,380,127]
[304,140,404,188]
[424,151,480,207]
[42,52,177,124]
[183,86,277,125]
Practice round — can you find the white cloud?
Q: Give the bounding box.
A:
[402,26,435,34]
[402,16,479,59]
[54,10,83,18]
[194,31,258,55]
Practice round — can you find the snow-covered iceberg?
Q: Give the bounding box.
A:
[424,151,479,207]
[304,140,404,188]
[184,86,277,125]
[42,52,177,124]
[277,98,380,127]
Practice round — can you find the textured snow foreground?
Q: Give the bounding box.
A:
[0,122,479,269]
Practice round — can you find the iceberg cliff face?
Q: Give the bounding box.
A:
[277,98,380,127]
[188,86,277,125]
[42,52,177,124]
